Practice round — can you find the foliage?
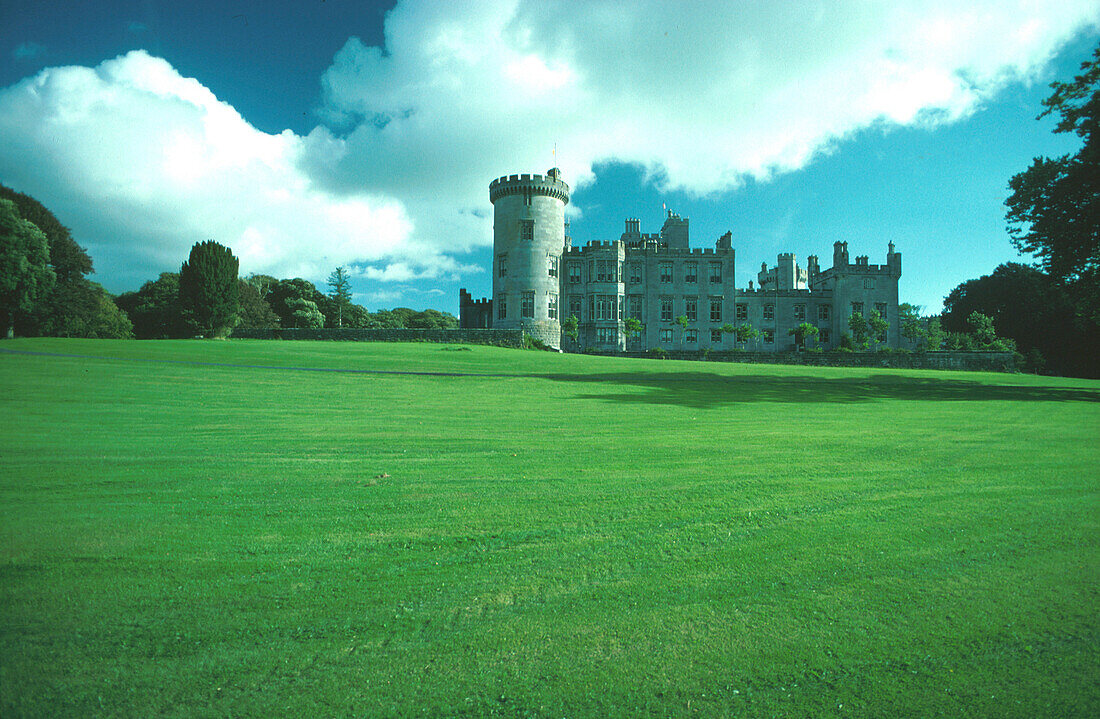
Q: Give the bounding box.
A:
[268,278,326,328]
[522,334,552,351]
[788,321,819,349]
[1005,42,1099,324]
[30,279,132,339]
[646,346,668,359]
[115,273,185,339]
[0,184,92,283]
[327,267,353,328]
[624,318,642,347]
[1,339,1097,716]
[732,322,759,348]
[236,280,281,329]
[179,241,240,337]
[0,199,55,337]
[287,297,324,329]
[675,314,689,345]
[942,263,1094,377]
[847,312,870,350]
[867,310,889,349]
[563,314,580,345]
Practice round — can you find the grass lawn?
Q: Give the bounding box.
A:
[1,338,1097,717]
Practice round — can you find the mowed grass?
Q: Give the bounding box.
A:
[0,338,1097,717]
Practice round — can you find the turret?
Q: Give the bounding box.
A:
[660,210,689,249]
[489,169,571,348]
[887,241,901,276]
[833,241,849,267]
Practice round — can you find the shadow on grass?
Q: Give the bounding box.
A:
[539,371,1100,408]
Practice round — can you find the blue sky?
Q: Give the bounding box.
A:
[0,1,1097,314]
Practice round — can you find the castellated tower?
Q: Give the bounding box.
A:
[489,168,570,348]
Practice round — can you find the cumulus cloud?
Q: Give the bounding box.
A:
[315,0,1098,201]
[0,1,1096,295]
[0,51,416,288]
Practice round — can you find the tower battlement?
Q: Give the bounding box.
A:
[489,169,571,205]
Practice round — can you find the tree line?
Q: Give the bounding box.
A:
[0,188,456,340]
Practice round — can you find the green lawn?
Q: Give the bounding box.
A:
[1,338,1097,717]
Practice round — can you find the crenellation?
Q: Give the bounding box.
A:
[466,169,904,352]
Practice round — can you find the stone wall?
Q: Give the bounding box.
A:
[231,328,525,347]
[615,350,1020,372]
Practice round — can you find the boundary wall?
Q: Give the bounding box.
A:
[614,350,1019,372]
[231,328,525,347]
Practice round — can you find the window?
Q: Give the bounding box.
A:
[763,304,774,320]
[618,262,624,283]
[736,304,747,321]
[864,278,876,289]
[794,304,806,321]
[710,297,722,322]
[597,327,618,344]
[618,295,624,320]
[711,329,723,344]
[629,295,643,319]
[709,262,722,283]
[548,256,558,278]
[660,298,673,321]
[875,302,887,320]
[851,302,864,316]
[630,263,642,284]
[595,295,616,320]
[568,263,581,284]
[685,263,698,283]
[660,262,673,283]
[521,291,534,318]
[569,295,582,320]
[818,305,830,321]
[548,294,558,319]
[597,260,613,283]
[685,297,697,321]
[497,294,507,320]
[763,329,774,343]
[497,254,507,278]
[686,329,698,343]
[520,220,533,241]
[660,328,673,343]
[820,329,830,344]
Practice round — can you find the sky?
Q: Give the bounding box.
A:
[0,1,1097,315]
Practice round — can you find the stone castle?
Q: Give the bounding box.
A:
[459,168,902,351]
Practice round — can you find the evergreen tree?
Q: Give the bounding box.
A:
[178,241,239,337]
[327,267,352,328]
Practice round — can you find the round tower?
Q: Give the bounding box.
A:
[489,168,570,347]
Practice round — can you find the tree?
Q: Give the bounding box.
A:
[115,273,185,339]
[1005,43,1099,324]
[675,315,690,346]
[868,310,889,350]
[237,280,281,329]
[0,184,92,283]
[34,279,132,338]
[327,267,352,328]
[623,317,642,347]
[733,322,759,349]
[269,278,327,328]
[847,312,870,350]
[562,314,580,344]
[942,263,1090,376]
[179,241,240,337]
[0,199,55,338]
[287,297,324,328]
[406,309,458,329]
[788,321,819,350]
[899,303,926,349]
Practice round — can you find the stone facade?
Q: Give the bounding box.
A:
[460,169,903,352]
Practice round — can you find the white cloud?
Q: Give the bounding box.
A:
[0,1,1096,295]
[0,51,415,288]
[315,0,1099,201]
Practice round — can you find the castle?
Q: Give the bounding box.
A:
[460,169,902,352]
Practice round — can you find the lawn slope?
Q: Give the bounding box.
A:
[1,338,1097,717]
